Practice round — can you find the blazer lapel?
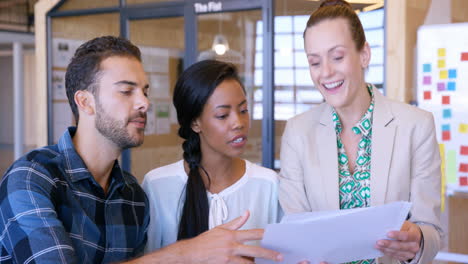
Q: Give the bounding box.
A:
[371,87,396,206]
[317,104,340,210]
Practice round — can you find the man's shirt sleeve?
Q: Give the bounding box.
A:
[0,161,78,264]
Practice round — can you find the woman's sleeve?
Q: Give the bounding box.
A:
[409,112,443,264]
[279,119,311,213]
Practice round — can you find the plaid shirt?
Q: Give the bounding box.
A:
[0,127,149,264]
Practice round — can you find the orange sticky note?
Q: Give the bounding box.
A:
[461,146,468,155]
[442,96,450,105]
[424,91,431,100]
[461,177,468,186]
[460,163,468,173]
[438,60,446,68]
[438,48,446,57]
[442,130,451,141]
[440,70,448,79]
[462,52,468,61]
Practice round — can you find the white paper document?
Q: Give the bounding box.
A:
[256,201,412,264]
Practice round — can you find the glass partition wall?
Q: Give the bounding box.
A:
[197,10,264,164]
[47,0,384,178]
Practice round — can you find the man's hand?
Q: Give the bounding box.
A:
[177,210,283,264]
[375,221,422,261]
[127,211,282,264]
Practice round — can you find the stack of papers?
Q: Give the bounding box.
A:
[257,201,412,264]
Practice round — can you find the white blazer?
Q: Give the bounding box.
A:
[279,87,442,264]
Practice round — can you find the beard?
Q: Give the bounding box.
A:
[95,100,146,150]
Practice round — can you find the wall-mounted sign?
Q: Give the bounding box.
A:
[194,1,222,13]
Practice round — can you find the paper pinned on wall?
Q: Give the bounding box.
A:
[461,52,468,61]
[460,163,468,173]
[423,63,431,72]
[437,82,445,91]
[448,69,457,78]
[170,103,178,124]
[442,95,450,105]
[149,74,170,99]
[460,177,468,186]
[438,48,446,57]
[443,109,452,119]
[438,60,446,69]
[459,124,468,134]
[423,76,432,85]
[52,70,67,100]
[140,46,169,73]
[155,102,171,135]
[447,82,456,91]
[442,130,451,141]
[447,150,457,184]
[52,38,83,68]
[461,146,468,156]
[439,143,446,212]
[145,100,157,136]
[424,91,432,100]
[440,70,448,79]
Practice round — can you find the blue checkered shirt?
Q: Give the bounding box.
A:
[0,127,149,263]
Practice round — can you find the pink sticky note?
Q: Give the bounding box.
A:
[423,76,431,85]
[437,82,445,91]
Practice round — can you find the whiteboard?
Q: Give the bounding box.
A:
[417,23,468,194]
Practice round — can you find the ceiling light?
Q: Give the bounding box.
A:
[212,34,229,55]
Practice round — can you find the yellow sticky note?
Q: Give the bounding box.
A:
[438,60,446,69]
[460,123,468,134]
[438,48,446,57]
[440,70,448,79]
[439,144,446,169]
[439,143,446,213]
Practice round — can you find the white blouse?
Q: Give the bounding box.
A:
[142,159,281,252]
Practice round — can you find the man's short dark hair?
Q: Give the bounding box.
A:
[65,36,142,124]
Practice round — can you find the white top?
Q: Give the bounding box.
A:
[142,159,281,252]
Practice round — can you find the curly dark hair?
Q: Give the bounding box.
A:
[65,36,141,124]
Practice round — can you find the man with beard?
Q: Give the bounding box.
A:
[0,36,282,264]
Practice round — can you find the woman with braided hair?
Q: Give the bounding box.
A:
[142,60,281,257]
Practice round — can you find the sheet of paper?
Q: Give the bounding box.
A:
[155,102,171,135]
[52,70,67,100]
[145,100,157,135]
[149,73,170,99]
[257,201,411,264]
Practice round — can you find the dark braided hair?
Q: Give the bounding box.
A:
[173,60,243,239]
